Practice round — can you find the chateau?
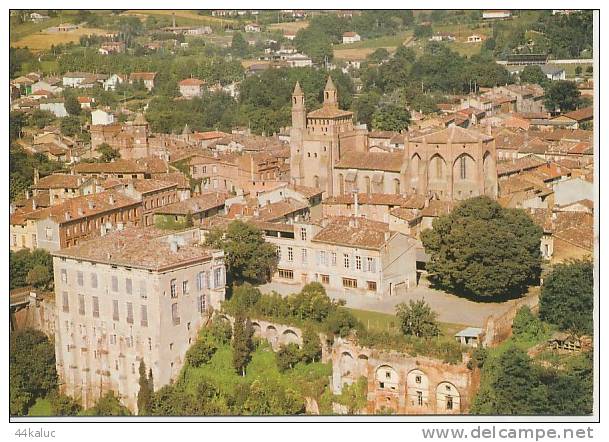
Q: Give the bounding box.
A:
[290,77,498,201]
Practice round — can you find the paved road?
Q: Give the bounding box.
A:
[259,278,531,327]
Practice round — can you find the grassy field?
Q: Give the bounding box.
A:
[12,27,110,51]
[28,398,52,416]
[268,21,309,33]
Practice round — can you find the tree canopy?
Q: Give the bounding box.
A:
[395,300,440,338]
[539,260,593,335]
[421,196,542,299]
[544,80,583,113]
[204,220,278,285]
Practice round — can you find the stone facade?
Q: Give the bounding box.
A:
[52,228,226,412]
[289,78,498,202]
[331,338,478,414]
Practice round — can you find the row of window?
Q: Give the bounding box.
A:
[277,247,377,272]
[276,270,377,291]
[60,267,225,298]
[62,292,207,326]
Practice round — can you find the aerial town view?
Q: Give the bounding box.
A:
[8,9,596,420]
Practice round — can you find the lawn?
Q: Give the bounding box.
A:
[12,27,110,51]
[28,398,52,416]
[347,308,466,337]
[335,31,413,51]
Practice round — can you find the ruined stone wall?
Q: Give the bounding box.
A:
[330,338,478,415]
[481,295,540,348]
[12,293,56,338]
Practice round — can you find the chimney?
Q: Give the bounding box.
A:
[25,189,30,200]
[352,187,359,218]
[64,212,71,221]
[33,168,39,185]
[109,194,115,205]
[32,199,37,211]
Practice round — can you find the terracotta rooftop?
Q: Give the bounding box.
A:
[561,106,593,122]
[410,126,493,144]
[129,72,157,81]
[103,178,177,194]
[153,192,229,215]
[420,200,455,218]
[255,198,309,222]
[32,174,83,189]
[74,159,148,174]
[151,172,190,189]
[179,78,205,86]
[335,151,403,172]
[389,206,421,222]
[312,216,395,250]
[289,184,323,198]
[497,155,546,176]
[25,190,139,224]
[307,107,354,119]
[323,193,426,209]
[53,227,219,271]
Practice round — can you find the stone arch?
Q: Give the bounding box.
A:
[436,381,461,413]
[393,178,401,195]
[406,369,430,409]
[266,325,278,339]
[280,328,300,346]
[357,354,369,372]
[452,153,478,200]
[410,154,424,193]
[251,322,261,337]
[375,364,399,391]
[483,151,495,197]
[339,351,356,384]
[428,154,448,198]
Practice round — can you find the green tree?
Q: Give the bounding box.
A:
[544,80,582,113]
[49,392,82,416]
[10,111,27,141]
[367,47,390,64]
[371,104,411,131]
[276,343,302,372]
[519,65,549,88]
[84,391,131,416]
[575,66,582,76]
[25,264,52,290]
[232,315,254,376]
[96,143,121,162]
[231,32,249,57]
[10,249,54,290]
[512,306,549,342]
[137,361,153,415]
[29,110,56,129]
[205,220,278,285]
[185,334,217,367]
[323,308,360,338]
[471,346,549,415]
[414,24,433,39]
[395,299,440,338]
[64,95,82,116]
[335,376,368,414]
[301,326,322,363]
[539,260,593,335]
[242,379,304,415]
[421,196,543,299]
[60,116,81,137]
[209,316,233,345]
[10,329,57,416]
[353,91,381,128]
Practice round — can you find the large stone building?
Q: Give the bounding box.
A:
[259,216,418,297]
[289,77,498,202]
[52,227,226,412]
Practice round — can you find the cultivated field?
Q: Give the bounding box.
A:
[12,27,110,51]
[268,21,309,33]
[333,31,413,60]
[124,10,235,25]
